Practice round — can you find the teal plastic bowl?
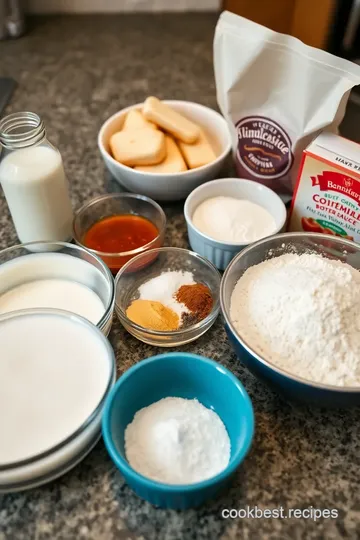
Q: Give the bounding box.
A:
[101,353,254,509]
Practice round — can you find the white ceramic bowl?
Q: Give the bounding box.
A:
[184,178,287,271]
[98,100,232,201]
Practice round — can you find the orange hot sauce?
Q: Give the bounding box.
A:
[83,214,159,272]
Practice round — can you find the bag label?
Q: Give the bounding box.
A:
[236,116,293,180]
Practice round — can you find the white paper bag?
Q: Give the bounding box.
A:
[214,11,360,200]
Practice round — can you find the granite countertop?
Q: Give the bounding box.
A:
[0,14,360,540]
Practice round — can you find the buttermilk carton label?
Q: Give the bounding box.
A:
[288,132,360,243]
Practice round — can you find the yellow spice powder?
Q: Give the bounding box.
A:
[126,299,179,331]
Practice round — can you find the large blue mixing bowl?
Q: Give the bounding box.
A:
[102,352,254,509]
[221,232,360,408]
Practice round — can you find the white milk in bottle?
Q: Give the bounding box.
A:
[0,112,73,243]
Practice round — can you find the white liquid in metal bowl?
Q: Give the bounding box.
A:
[0,312,112,465]
[0,252,109,325]
[0,279,105,324]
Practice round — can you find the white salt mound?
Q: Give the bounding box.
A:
[125,397,230,484]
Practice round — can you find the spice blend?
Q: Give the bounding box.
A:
[126,271,214,332]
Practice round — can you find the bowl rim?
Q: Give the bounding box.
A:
[0,308,116,471]
[114,246,221,336]
[221,231,360,393]
[0,240,115,330]
[97,100,232,178]
[73,193,167,258]
[184,177,287,247]
[101,352,255,492]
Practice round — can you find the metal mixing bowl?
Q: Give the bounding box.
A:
[221,232,360,407]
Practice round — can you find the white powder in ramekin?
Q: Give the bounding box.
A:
[193,196,276,243]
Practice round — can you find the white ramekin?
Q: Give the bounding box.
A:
[184,178,287,271]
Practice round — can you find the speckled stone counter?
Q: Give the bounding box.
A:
[0,14,360,540]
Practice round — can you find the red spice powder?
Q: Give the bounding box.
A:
[175,283,213,323]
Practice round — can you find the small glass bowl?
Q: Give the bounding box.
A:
[0,241,115,336]
[115,247,221,347]
[73,193,166,274]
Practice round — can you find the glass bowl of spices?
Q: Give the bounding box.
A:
[114,247,221,346]
[73,193,166,274]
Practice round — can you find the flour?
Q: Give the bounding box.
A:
[138,271,194,316]
[230,253,360,387]
[192,196,276,243]
[125,397,231,484]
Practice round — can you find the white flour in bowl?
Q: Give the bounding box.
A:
[230,253,360,387]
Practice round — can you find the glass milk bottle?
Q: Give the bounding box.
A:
[0,112,73,244]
